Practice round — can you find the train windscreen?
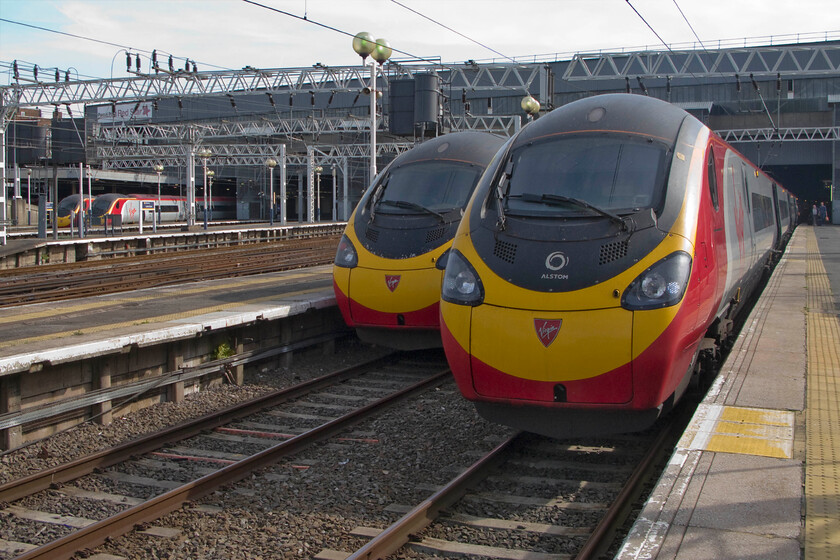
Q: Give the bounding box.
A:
[378,161,483,213]
[504,135,669,216]
[91,194,122,217]
[56,195,79,217]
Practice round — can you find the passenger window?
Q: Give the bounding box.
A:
[707,151,719,211]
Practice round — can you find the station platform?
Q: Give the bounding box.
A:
[0,265,336,375]
[618,225,839,560]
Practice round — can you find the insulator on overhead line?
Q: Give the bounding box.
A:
[33,65,38,81]
[168,55,174,72]
[228,95,237,109]
[126,52,131,71]
[625,76,630,93]
[310,91,315,105]
[65,70,70,82]
[54,69,59,82]
[666,76,671,94]
[328,91,335,105]
[777,73,782,91]
[267,92,275,106]
[13,60,19,80]
[736,74,741,92]
[192,62,197,73]
[750,73,759,91]
[136,54,141,72]
[185,59,190,71]
[152,49,157,66]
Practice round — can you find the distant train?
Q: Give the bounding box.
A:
[89,193,236,225]
[56,194,94,228]
[333,131,504,349]
[439,94,796,439]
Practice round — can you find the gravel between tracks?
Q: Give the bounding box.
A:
[0,337,516,559]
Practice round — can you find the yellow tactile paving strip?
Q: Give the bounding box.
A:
[682,403,795,459]
[805,228,840,559]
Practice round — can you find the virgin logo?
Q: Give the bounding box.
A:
[385,275,401,292]
[534,319,562,347]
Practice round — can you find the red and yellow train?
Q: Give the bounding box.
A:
[333,131,504,349]
[440,94,796,438]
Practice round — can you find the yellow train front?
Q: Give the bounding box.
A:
[334,132,504,350]
[440,94,782,438]
[56,194,94,228]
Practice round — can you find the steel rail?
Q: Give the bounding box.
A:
[0,353,395,503]
[573,417,683,560]
[14,367,450,560]
[345,418,681,560]
[346,433,522,560]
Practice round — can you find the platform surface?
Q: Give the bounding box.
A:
[0,265,335,376]
[618,225,839,560]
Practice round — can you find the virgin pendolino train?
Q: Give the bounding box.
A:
[440,94,796,438]
[333,131,504,350]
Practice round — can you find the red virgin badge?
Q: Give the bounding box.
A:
[534,319,562,347]
[385,275,401,292]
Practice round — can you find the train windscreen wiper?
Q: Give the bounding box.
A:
[518,192,631,231]
[378,199,447,222]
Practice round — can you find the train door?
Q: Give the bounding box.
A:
[699,143,726,327]
[771,184,783,247]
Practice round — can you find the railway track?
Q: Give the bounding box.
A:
[0,352,450,559]
[0,235,340,307]
[0,346,692,559]
[337,420,683,560]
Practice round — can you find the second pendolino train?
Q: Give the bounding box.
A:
[440,94,796,438]
[334,131,504,350]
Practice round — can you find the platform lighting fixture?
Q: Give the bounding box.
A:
[521,95,540,117]
[26,168,31,226]
[315,166,324,221]
[199,148,212,230]
[207,170,215,221]
[267,158,277,226]
[353,32,391,182]
[154,164,164,230]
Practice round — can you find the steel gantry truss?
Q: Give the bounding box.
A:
[2,39,839,243]
[563,42,840,80]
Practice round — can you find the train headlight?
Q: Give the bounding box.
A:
[334,235,358,268]
[442,249,484,306]
[622,251,691,310]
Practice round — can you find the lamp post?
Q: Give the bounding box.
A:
[266,158,277,226]
[353,32,391,184]
[314,165,323,221]
[154,164,164,231]
[198,148,212,230]
[26,168,31,226]
[207,170,215,222]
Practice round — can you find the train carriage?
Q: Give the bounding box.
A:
[439,94,795,438]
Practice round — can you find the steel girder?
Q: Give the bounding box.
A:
[563,43,840,80]
[717,126,840,143]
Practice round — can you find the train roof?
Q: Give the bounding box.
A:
[513,94,693,149]
[387,131,505,170]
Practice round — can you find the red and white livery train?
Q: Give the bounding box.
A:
[439,94,796,438]
[89,193,235,225]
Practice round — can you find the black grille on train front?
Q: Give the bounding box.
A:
[494,239,517,264]
[425,227,446,244]
[365,228,380,243]
[599,240,628,265]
